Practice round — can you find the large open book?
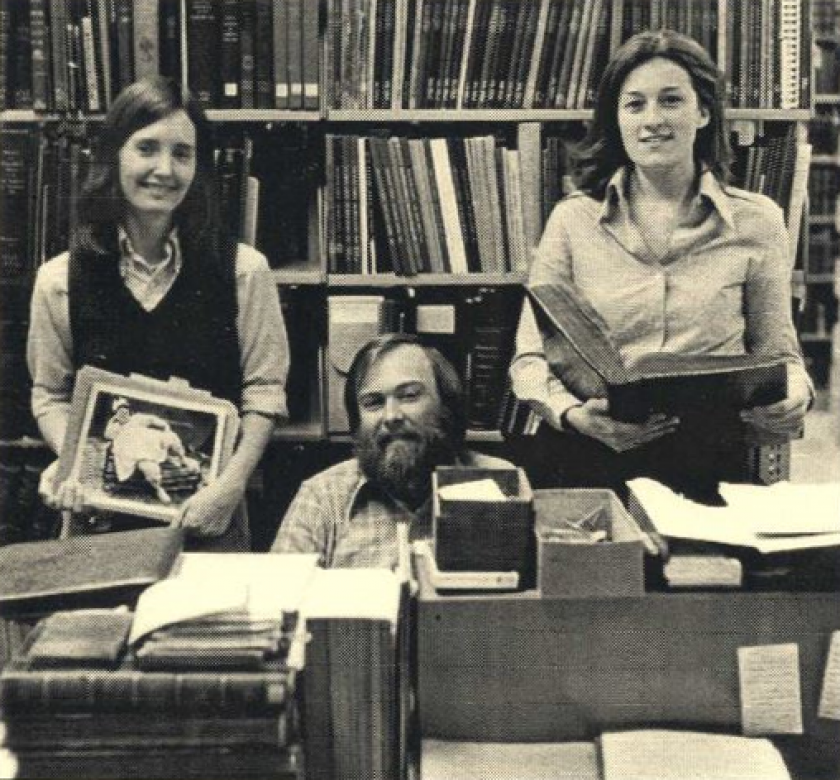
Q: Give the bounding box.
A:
[527,282,788,439]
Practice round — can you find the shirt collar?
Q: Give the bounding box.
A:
[600,166,735,230]
[117,226,182,272]
[346,454,474,523]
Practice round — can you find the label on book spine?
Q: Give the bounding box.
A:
[818,631,840,721]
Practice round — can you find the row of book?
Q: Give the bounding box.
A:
[815,40,840,96]
[325,133,533,276]
[325,289,521,433]
[809,165,840,217]
[1,0,812,113]
[0,0,320,112]
[0,447,59,547]
[808,224,840,277]
[725,0,811,110]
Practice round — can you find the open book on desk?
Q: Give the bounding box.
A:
[527,282,788,440]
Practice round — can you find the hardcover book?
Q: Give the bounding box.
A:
[0,526,183,615]
[527,281,789,436]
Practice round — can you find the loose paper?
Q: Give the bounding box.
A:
[438,479,507,501]
[818,631,840,721]
[738,644,804,735]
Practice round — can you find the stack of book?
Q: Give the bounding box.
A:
[130,552,318,672]
[0,553,320,779]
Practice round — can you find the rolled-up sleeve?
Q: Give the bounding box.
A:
[510,204,583,427]
[27,253,75,423]
[743,204,812,394]
[235,244,290,420]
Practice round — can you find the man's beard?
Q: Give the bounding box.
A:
[356,414,458,507]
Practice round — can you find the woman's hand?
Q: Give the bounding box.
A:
[38,459,94,514]
[740,372,811,437]
[172,480,242,538]
[564,399,680,453]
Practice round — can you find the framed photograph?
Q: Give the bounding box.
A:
[56,367,239,523]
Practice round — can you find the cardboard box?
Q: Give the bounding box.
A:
[534,489,644,598]
[433,467,535,589]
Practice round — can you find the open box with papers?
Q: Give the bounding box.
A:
[432,466,535,590]
[534,489,646,598]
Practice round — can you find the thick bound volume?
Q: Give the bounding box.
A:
[0,657,292,715]
[528,282,788,437]
[0,527,183,616]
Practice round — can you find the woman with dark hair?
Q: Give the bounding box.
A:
[510,30,811,499]
[28,77,289,550]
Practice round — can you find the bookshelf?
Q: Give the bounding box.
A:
[0,0,817,544]
[807,0,840,406]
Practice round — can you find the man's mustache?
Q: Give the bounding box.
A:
[375,423,422,447]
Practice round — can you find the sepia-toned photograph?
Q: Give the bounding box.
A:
[67,382,226,522]
[2,2,840,779]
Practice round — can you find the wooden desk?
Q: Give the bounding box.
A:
[415,557,840,778]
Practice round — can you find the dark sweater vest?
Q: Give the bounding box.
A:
[68,237,243,408]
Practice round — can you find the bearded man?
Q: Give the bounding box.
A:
[270,333,512,568]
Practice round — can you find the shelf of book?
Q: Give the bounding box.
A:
[327,273,528,288]
[271,265,325,286]
[800,333,834,343]
[810,215,839,226]
[206,110,322,123]
[815,95,840,106]
[812,155,840,166]
[1,108,816,125]
[272,421,327,443]
[807,274,839,284]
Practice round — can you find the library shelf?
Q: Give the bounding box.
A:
[815,95,840,106]
[272,422,327,443]
[206,110,322,123]
[800,333,834,343]
[271,264,325,286]
[806,274,838,284]
[326,273,528,288]
[812,155,840,166]
[0,438,49,449]
[809,215,839,226]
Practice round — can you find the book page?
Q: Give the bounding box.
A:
[302,568,402,625]
[438,478,507,501]
[738,644,804,735]
[628,478,840,553]
[818,631,840,721]
[599,730,789,780]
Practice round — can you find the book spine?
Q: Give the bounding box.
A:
[185,0,218,108]
[133,0,159,79]
[0,129,34,280]
[253,0,274,108]
[81,14,101,112]
[220,0,240,107]
[0,669,290,715]
[240,0,257,109]
[159,0,181,85]
[114,0,134,91]
[286,0,303,109]
[96,0,114,107]
[30,0,50,111]
[301,0,320,109]
[12,2,33,109]
[272,0,289,108]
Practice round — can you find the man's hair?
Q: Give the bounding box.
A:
[344,333,467,448]
[74,76,223,260]
[573,29,731,199]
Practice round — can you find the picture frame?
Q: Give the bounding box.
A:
[56,367,239,524]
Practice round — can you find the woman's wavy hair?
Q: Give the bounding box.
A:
[73,76,221,259]
[344,333,468,450]
[573,29,731,199]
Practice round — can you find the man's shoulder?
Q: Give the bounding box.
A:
[300,458,364,494]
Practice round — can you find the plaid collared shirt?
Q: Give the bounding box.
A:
[271,452,513,569]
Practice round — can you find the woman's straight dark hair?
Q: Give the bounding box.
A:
[573,29,731,199]
[73,76,224,263]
